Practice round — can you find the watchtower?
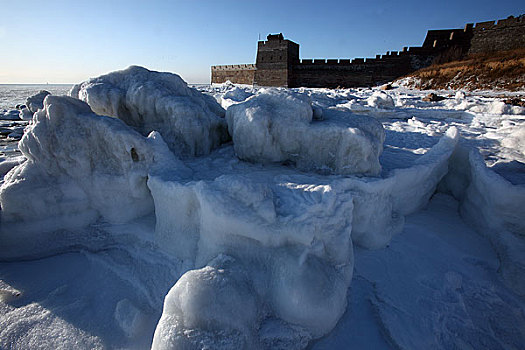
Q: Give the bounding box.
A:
[254,33,300,87]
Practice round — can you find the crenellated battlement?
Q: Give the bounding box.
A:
[211,14,525,88]
[211,64,256,71]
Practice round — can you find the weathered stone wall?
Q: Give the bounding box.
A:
[469,16,525,54]
[211,64,256,85]
[254,34,299,87]
[291,53,423,88]
[210,15,525,88]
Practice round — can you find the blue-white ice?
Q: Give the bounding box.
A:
[0,67,524,349]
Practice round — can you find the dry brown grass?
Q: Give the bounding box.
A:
[406,48,525,91]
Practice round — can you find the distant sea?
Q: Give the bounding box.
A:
[0,83,211,111]
[0,84,73,111]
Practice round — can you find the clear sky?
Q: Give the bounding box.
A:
[1,0,523,84]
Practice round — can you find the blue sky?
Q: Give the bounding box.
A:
[0,0,523,84]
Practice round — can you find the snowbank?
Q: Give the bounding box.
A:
[226,89,385,175]
[0,95,155,232]
[69,66,229,157]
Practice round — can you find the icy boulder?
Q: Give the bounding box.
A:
[26,90,50,113]
[69,66,229,157]
[148,174,355,346]
[226,89,384,175]
[0,95,155,230]
[152,255,259,349]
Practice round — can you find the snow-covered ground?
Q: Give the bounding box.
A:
[0,69,524,349]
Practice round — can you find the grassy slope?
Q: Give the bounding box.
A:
[401,48,525,91]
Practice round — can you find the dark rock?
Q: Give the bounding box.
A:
[503,98,525,107]
[422,93,447,102]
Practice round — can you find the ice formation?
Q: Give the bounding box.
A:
[0,95,155,231]
[0,110,21,121]
[226,89,385,175]
[1,72,525,349]
[441,147,525,296]
[69,66,229,157]
[15,90,51,120]
[26,90,50,113]
[152,255,259,349]
[366,91,395,109]
[149,172,355,346]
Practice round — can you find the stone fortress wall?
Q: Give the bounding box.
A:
[211,15,525,88]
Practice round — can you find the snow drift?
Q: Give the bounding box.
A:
[69,66,229,157]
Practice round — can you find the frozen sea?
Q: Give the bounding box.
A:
[0,84,72,111]
[0,72,524,349]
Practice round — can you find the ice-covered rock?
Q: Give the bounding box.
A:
[69,66,229,157]
[0,110,21,121]
[26,90,50,113]
[0,95,155,231]
[226,89,384,175]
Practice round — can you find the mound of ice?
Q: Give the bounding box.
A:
[219,86,253,109]
[367,91,395,109]
[149,173,355,345]
[226,89,384,175]
[501,125,525,155]
[152,255,258,349]
[0,95,155,231]
[69,66,229,157]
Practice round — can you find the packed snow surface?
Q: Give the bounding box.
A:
[1,69,524,349]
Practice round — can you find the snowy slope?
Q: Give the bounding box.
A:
[0,69,524,349]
